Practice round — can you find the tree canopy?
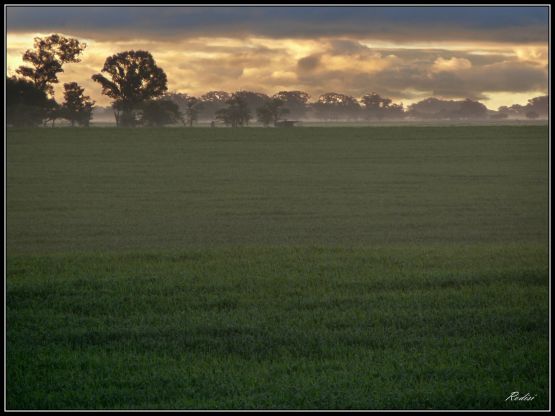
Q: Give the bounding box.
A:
[313,93,360,120]
[6,76,55,127]
[8,34,547,127]
[140,99,182,127]
[272,91,310,119]
[16,34,86,96]
[215,94,251,127]
[91,50,168,126]
[256,98,289,127]
[61,82,96,127]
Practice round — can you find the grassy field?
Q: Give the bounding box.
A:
[6,126,550,409]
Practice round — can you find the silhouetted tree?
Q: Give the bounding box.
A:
[386,103,406,119]
[215,94,251,127]
[457,99,487,119]
[6,76,53,127]
[199,91,231,120]
[61,82,95,127]
[256,107,273,127]
[525,96,548,117]
[183,96,201,127]
[233,91,269,124]
[45,101,64,128]
[90,105,117,123]
[163,92,202,126]
[140,99,182,127]
[490,112,509,120]
[362,93,396,120]
[408,97,486,120]
[16,34,86,96]
[272,91,310,119]
[256,98,289,127]
[498,105,520,118]
[526,111,539,120]
[408,98,457,119]
[92,50,168,127]
[313,93,360,121]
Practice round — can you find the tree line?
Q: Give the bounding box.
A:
[6,34,549,128]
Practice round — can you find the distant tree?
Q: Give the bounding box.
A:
[163,92,202,126]
[361,93,407,121]
[233,91,269,124]
[256,107,273,127]
[256,98,289,127]
[362,93,390,120]
[45,101,64,128]
[162,92,189,108]
[497,106,511,115]
[91,50,168,127]
[408,98,457,119]
[199,91,231,120]
[525,96,548,117]
[272,91,310,119]
[408,97,486,120]
[140,99,183,127]
[497,97,547,119]
[61,82,95,127]
[386,103,406,119]
[183,96,201,127]
[215,94,251,127]
[498,104,523,118]
[91,105,120,123]
[526,110,539,120]
[490,112,509,120]
[16,34,86,96]
[457,99,487,119]
[6,76,53,127]
[313,93,360,121]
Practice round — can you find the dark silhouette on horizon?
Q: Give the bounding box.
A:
[6,33,549,128]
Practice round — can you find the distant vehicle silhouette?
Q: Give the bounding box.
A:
[275,120,297,128]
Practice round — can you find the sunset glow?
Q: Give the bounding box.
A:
[6,6,549,109]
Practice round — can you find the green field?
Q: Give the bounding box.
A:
[6,126,549,409]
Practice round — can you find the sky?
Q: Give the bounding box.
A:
[6,6,550,109]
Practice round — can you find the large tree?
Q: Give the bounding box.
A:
[361,93,405,120]
[408,97,487,120]
[456,99,487,119]
[233,91,269,123]
[215,94,251,128]
[272,91,310,119]
[183,96,202,127]
[312,93,360,121]
[256,98,289,127]
[140,99,182,127]
[361,93,391,120]
[164,92,202,127]
[61,82,95,127]
[525,96,548,117]
[6,76,55,127]
[91,50,168,127]
[199,91,231,120]
[16,34,86,96]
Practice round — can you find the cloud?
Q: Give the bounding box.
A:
[431,57,472,72]
[6,7,548,109]
[6,6,549,43]
[297,55,321,72]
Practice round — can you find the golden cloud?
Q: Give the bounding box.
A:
[7,32,548,108]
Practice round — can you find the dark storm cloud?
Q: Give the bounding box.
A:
[297,55,321,72]
[6,6,549,43]
[295,52,547,101]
